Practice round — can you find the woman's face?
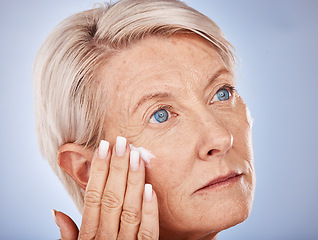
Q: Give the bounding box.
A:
[100,34,255,238]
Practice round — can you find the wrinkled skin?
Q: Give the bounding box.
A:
[100,34,255,239]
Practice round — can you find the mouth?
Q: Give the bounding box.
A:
[194,172,243,194]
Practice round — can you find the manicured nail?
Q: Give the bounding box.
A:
[116,136,127,157]
[51,209,57,224]
[144,184,153,202]
[130,150,140,171]
[99,140,109,159]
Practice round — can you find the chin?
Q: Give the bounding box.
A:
[207,181,255,232]
[212,195,253,231]
[161,183,255,238]
[159,196,254,240]
[159,203,252,240]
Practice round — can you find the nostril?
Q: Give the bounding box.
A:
[207,149,221,156]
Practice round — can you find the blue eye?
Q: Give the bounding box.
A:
[211,88,231,103]
[149,109,170,123]
[217,89,230,101]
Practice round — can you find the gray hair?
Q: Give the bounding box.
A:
[33,0,236,212]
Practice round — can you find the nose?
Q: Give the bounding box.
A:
[195,111,233,160]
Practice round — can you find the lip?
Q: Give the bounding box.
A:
[194,172,243,194]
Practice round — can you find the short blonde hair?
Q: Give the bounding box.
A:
[33,0,236,212]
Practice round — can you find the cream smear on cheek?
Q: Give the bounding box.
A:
[246,106,254,127]
[129,144,155,167]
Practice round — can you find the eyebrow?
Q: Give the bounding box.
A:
[204,67,229,91]
[132,92,172,114]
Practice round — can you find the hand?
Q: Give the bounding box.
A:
[52,137,159,239]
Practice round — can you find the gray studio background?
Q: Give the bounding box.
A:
[1,0,317,239]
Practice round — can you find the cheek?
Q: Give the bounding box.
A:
[225,102,256,197]
[232,118,253,161]
[215,100,255,191]
[144,129,194,188]
[135,119,196,176]
[220,99,254,161]
[139,126,196,210]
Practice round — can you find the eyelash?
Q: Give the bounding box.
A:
[149,105,173,120]
[219,84,236,94]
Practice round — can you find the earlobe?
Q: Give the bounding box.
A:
[57,143,94,190]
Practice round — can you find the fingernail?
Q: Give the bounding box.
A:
[51,209,58,225]
[130,150,140,171]
[144,184,153,202]
[116,136,127,157]
[99,140,109,159]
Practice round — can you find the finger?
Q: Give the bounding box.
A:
[138,184,159,240]
[117,150,145,239]
[79,140,110,240]
[96,136,129,239]
[52,209,79,240]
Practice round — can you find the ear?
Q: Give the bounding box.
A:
[57,143,94,190]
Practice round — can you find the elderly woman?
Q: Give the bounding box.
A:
[33,0,255,239]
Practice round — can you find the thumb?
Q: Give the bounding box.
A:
[52,209,79,240]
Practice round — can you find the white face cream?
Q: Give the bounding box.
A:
[129,144,155,166]
[246,106,254,127]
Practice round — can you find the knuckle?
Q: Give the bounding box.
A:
[121,208,141,225]
[78,229,97,240]
[127,176,140,186]
[94,229,110,240]
[111,163,126,173]
[142,207,156,217]
[101,191,122,211]
[84,189,102,208]
[138,229,157,240]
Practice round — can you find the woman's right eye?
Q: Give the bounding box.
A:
[149,109,171,123]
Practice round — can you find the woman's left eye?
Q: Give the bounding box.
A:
[149,109,171,123]
[211,88,232,103]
